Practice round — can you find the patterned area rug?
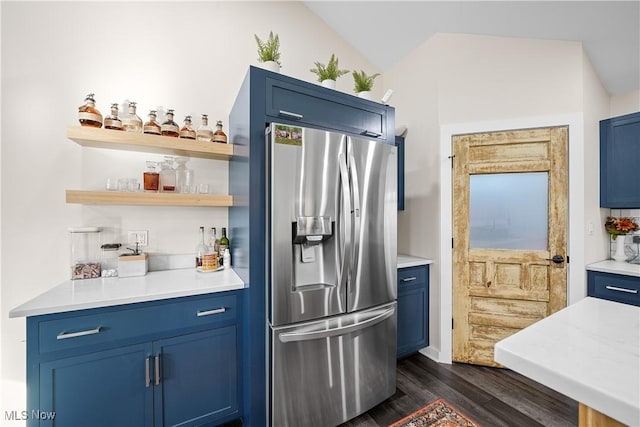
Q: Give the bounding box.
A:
[389,398,480,427]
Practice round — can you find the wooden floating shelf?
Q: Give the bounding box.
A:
[67,126,234,160]
[66,190,234,207]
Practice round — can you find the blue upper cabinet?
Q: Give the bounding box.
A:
[263,72,394,144]
[600,111,640,208]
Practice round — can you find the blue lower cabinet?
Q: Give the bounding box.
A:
[397,265,429,358]
[27,292,241,427]
[155,327,238,427]
[39,343,153,427]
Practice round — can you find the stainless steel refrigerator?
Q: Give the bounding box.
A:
[268,123,397,426]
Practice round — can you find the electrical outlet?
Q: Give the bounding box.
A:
[633,235,640,244]
[127,230,148,246]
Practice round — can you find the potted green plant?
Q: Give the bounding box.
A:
[309,54,349,89]
[352,70,381,100]
[254,31,281,73]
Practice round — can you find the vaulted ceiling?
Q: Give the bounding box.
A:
[303,1,639,96]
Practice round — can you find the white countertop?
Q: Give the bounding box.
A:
[494,297,640,426]
[587,260,640,277]
[9,268,246,318]
[398,254,433,268]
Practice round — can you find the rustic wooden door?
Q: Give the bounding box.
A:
[452,127,568,367]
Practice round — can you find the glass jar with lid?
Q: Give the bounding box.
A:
[175,157,194,193]
[69,227,102,279]
[159,156,176,192]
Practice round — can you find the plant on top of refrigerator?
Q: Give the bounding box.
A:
[352,70,381,93]
[310,54,349,82]
[254,31,281,65]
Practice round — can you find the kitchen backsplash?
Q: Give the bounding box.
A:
[608,209,640,263]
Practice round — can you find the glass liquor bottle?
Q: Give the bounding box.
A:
[212,120,228,144]
[103,103,123,131]
[179,115,196,140]
[143,161,159,191]
[159,156,176,192]
[122,101,143,133]
[161,109,180,137]
[143,110,162,135]
[196,114,213,142]
[195,226,208,268]
[78,93,103,128]
[219,227,229,253]
[210,227,220,253]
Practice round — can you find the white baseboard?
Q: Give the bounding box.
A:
[418,346,449,364]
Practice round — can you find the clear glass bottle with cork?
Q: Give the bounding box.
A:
[78,93,102,128]
[179,115,196,140]
[196,114,213,142]
[104,103,123,131]
[161,109,179,137]
[122,101,143,133]
[143,110,161,135]
[212,120,228,144]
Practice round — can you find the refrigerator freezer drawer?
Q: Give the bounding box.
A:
[271,302,397,427]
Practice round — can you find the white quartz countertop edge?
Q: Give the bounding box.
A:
[494,297,640,426]
[587,260,640,277]
[10,268,246,318]
[398,254,433,268]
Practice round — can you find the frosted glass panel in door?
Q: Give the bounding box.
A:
[469,173,548,250]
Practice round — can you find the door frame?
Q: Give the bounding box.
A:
[435,113,585,364]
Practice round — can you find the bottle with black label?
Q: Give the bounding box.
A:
[161,109,179,137]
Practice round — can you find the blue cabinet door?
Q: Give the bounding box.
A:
[38,343,153,427]
[153,326,238,427]
[600,111,640,208]
[397,266,429,358]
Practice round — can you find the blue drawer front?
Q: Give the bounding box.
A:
[38,294,237,354]
[588,271,640,306]
[397,266,427,287]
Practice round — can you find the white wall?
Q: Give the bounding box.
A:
[582,51,611,268]
[384,33,610,362]
[610,90,640,117]
[0,2,380,419]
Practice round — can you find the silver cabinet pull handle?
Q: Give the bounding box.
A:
[57,327,101,340]
[402,277,417,282]
[278,110,303,120]
[361,130,382,138]
[154,355,161,386]
[605,285,638,294]
[197,307,226,317]
[145,357,151,388]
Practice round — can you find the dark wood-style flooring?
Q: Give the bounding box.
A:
[339,352,578,427]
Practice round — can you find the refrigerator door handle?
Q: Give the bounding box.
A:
[338,152,352,293]
[348,150,361,289]
[278,305,395,343]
